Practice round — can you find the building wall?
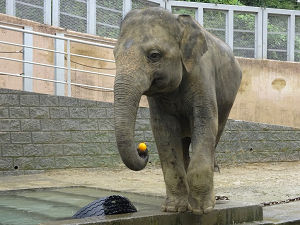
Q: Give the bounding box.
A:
[1,88,299,175]
[230,58,300,128]
[0,88,156,176]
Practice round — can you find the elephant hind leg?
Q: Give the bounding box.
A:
[214,113,229,173]
[182,137,219,172]
[182,137,191,172]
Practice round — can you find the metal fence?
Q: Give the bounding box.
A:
[0,24,115,97]
[263,8,300,61]
[51,0,163,39]
[168,2,263,59]
[4,0,51,24]
[1,0,300,62]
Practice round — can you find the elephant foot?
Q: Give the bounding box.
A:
[161,196,189,212]
[187,166,215,215]
[188,190,215,215]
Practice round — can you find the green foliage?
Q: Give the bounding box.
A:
[204,10,227,28]
[184,0,300,10]
[296,38,300,50]
[172,7,197,17]
[233,12,256,51]
[185,0,243,5]
[234,13,255,30]
[0,0,5,14]
[239,0,300,10]
[16,6,44,24]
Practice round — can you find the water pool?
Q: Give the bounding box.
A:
[0,187,162,225]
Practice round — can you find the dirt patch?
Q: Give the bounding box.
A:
[0,162,299,205]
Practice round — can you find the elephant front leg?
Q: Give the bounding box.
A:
[151,113,189,212]
[187,108,218,215]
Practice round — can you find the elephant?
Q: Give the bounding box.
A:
[113,7,242,214]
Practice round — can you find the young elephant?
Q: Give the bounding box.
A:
[113,8,242,214]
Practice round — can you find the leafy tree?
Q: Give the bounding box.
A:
[184,0,243,5]
[184,0,300,9]
[239,0,299,10]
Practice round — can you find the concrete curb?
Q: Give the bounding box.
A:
[42,201,263,225]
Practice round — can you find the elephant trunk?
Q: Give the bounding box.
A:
[114,74,149,171]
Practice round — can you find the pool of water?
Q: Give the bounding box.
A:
[0,187,162,225]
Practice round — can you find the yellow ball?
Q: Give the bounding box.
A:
[138,142,147,152]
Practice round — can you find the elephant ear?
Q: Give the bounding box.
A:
[177,15,208,73]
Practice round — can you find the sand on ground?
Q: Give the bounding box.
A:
[0,162,299,205]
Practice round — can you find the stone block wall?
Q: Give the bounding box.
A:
[0,88,299,175]
[216,120,300,164]
[0,88,156,175]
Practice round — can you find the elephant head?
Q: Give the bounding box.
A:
[113,8,208,171]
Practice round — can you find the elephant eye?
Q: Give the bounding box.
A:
[148,50,162,62]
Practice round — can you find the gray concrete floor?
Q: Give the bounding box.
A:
[0,162,299,225]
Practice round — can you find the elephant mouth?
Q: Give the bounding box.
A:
[143,89,163,97]
[143,89,154,96]
[144,78,168,96]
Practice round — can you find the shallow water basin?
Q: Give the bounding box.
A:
[0,186,162,225]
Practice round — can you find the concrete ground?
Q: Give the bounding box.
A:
[0,161,299,205]
[0,161,299,224]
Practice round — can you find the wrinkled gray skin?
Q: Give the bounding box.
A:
[113,8,242,214]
